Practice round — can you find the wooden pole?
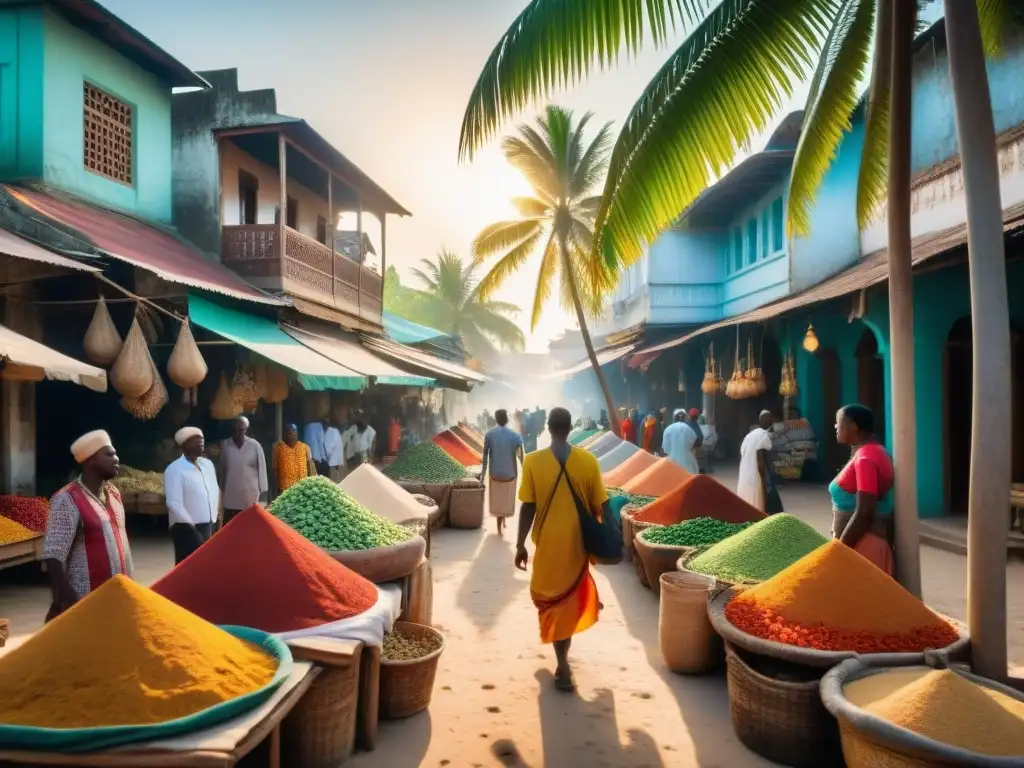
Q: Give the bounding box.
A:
[944,0,1010,680]
[380,213,387,279]
[357,199,364,318]
[278,132,287,258]
[328,171,335,307]
[886,0,922,597]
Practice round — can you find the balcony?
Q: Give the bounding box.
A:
[221,224,383,325]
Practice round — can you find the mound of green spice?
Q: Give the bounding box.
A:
[607,488,656,506]
[382,442,468,484]
[641,517,752,549]
[270,476,415,551]
[687,513,828,584]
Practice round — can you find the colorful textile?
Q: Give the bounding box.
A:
[620,418,635,444]
[520,448,606,643]
[274,441,313,492]
[641,416,658,452]
[488,476,517,519]
[833,442,894,508]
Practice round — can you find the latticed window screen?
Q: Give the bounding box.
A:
[83,83,133,186]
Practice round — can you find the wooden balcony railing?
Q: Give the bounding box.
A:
[221,224,382,324]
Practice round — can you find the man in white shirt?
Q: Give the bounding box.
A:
[662,409,700,475]
[165,427,220,565]
[303,419,328,476]
[322,418,344,482]
[737,410,775,512]
[345,410,376,471]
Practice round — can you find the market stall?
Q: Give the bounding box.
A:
[382,442,484,530]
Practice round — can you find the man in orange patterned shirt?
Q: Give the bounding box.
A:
[272,424,316,496]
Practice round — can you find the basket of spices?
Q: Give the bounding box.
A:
[636,518,754,598]
[379,621,445,719]
[821,656,1024,767]
[619,502,645,563]
[411,493,443,530]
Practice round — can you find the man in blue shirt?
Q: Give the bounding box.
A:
[481,409,524,535]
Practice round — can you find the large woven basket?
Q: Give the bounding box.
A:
[448,485,485,529]
[725,643,843,767]
[634,532,694,598]
[422,483,452,515]
[659,572,722,674]
[821,657,1024,768]
[708,588,971,669]
[280,659,358,767]
[328,536,426,584]
[380,622,445,720]
[135,491,166,516]
[621,503,640,562]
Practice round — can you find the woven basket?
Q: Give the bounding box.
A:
[380,622,445,720]
[135,492,166,517]
[621,503,640,563]
[634,532,694,599]
[659,571,722,674]
[448,486,485,529]
[403,519,431,559]
[821,657,1024,768]
[328,537,426,584]
[422,483,452,515]
[280,661,358,767]
[725,643,843,767]
[708,588,971,669]
[397,481,428,496]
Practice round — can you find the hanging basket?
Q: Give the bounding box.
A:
[121,356,169,421]
[83,295,122,366]
[166,320,207,389]
[109,316,154,398]
[263,364,290,404]
[210,372,242,420]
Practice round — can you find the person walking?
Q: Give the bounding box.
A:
[272,423,316,493]
[515,407,610,692]
[737,411,775,513]
[43,430,133,621]
[481,409,524,535]
[218,416,268,524]
[165,427,220,564]
[662,409,700,475]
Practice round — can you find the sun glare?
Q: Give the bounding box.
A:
[455,146,536,239]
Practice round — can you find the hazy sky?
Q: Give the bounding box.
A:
[109,0,810,352]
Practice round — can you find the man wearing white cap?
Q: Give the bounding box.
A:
[164,427,220,564]
[43,430,133,621]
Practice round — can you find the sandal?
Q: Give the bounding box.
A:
[554,670,576,692]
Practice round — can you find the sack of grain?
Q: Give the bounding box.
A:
[166,320,207,388]
[120,356,168,420]
[83,295,122,366]
[210,372,241,420]
[109,316,154,398]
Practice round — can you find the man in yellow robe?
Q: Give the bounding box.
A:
[515,407,608,692]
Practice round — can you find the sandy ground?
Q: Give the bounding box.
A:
[1,467,1022,767]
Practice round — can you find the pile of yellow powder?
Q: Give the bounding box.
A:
[0,575,277,729]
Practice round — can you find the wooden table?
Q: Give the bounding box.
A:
[0,663,318,768]
[0,538,43,572]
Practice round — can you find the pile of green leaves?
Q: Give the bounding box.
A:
[607,488,655,506]
[382,442,468,484]
[641,517,752,550]
[270,476,414,551]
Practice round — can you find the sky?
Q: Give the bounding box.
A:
[109,0,812,352]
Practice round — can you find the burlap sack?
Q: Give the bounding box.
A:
[263,364,289,404]
[166,320,207,388]
[109,317,154,398]
[210,372,242,420]
[83,295,122,366]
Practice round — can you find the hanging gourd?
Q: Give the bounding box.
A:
[109,314,154,399]
[263,364,289,404]
[166,320,208,389]
[83,295,123,366]
[701,343,718,394]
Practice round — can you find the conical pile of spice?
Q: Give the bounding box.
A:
[569,428,600,446]
[0,575,277,729]
[603,449,659,486]
[620,457,690,497]
[688,513,827,583]
[634,475,767,526]
[597,441,640,472]
[586,432,623,458]
[152,505,378,633]
[726,540,959,652]
[432,430,482,465]
[578,429,608,449]
[383,442,468,484]
[843,668,1024,756]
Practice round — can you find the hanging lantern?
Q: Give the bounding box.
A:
[803,323,820,354]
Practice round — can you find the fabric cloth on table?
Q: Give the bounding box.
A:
[274,586,398,647]
[219,437,268,510]
[164,455,219,527]
[737,427,773,512]
[488,475,517,518]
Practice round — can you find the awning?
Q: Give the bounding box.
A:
[636,199,1024,358]
[0,228,100,272]
[6,185,283,305]
[361,334,486,391]
[541,344,637,380]
[383,311,449,345]
[282,325,434,386]
[0,324,106,391]
[188,295,365,391]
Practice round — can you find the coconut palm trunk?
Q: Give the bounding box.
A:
[886,0,922,598]
[944,0,1010,681]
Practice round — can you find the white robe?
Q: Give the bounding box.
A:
[737,427,773,511]
[662,421,699,475]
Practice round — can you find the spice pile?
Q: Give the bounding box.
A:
[603,450,659,486]
[569,428,600,446]
[598,441,640,472]
[578,429,607,448]
[843,668,1024,756]
[0,575,277,729]
[688,513,827,584]
[432,430,482,466]
[0,516,39,546]
[586,432,623,458]
[634,475,767,526]
[0,496,48,533]
[340,464,430,524]
[641,518,753,550]
[383,627,443,661]
[111,465,164,495]
[726,540,959,652]
[271,476,415,551]
[620,457,691,497]
[153,505,378,632]
[383,442,468,484]
[450,425,484,453]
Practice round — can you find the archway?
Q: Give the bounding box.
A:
[855,327,886,444]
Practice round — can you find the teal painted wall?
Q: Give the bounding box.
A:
[0,7,45,178]
[41,8,172,221]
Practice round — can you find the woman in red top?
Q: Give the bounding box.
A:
[830,404,895,575]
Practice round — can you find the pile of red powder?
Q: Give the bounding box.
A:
[151,505,378,632]
[432,430,481,465]
[634,475,768,526]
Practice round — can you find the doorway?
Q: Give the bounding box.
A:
[855,327,886,444]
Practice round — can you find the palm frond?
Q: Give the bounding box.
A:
[593,0,836,266]
[787,0,874,237]
[511,196,550,218]
[475,225,547,300]
[458,0,712,160]
[471,219,543,263]
[856,0,892,229]
[478,299,522,316]
[978,0,1024,54]
[468,306,527,351]
[571,120,614,198]
[501,136,561,202]
[530,231,560,331]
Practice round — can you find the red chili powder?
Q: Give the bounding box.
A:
[602,450,659,487]
[634,475,768,526]
[620,457,691,497]
[432,431,481,465]
[151,505,378,632]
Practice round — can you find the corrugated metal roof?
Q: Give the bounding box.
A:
[282,325,424,380]
[361,334,486,390]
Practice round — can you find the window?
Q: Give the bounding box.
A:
[286,196,298,229]
[238,171,258,225]
[761,209,770,259]
[316,216,328,245]
[746,218,757,266]
[83,82,133,186]
[733,227,743,272]
[772,197,784,251]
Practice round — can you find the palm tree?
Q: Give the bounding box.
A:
[410,250,526,359]
[459,0,1018,678]
[470,106,621,434]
